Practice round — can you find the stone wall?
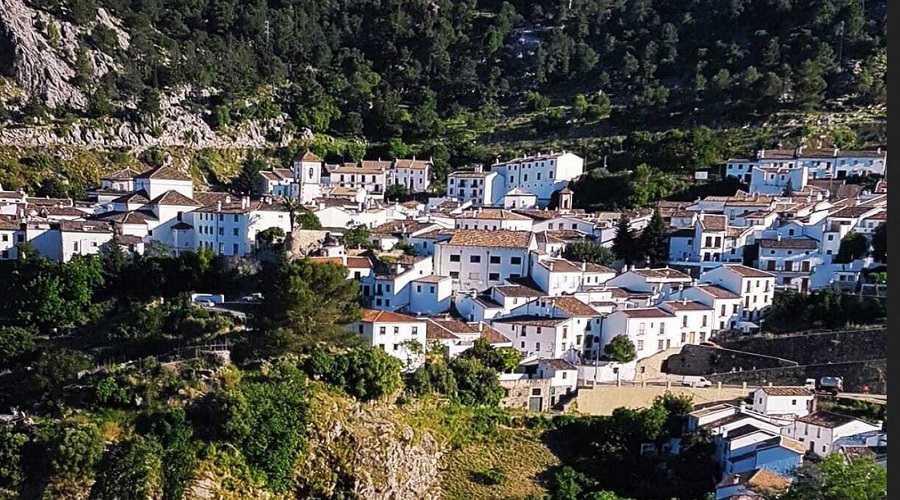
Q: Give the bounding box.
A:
[574,384,750,416]
[707,359,887,394]
[663,344,795,376]
[720,328,886,365]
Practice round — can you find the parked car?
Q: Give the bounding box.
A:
[699,341,721,348]
[675,375,714,388]
[804,377,843,396]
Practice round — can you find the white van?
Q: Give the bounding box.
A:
[677,375,713,388]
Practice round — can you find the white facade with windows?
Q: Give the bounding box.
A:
[434,230,536,291]
[490,151,584,205]
[750,387,815,419]
[447,168,503,207]
[699,265,776,324]
[599,308,683,361]
[350,309,428,371]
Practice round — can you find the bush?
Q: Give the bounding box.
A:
[47,420,104,478]
[303,347,403,402]
[0,326,36,365]
[95,376,131,407]
[603,335,637,363]
[219,364,309,491]
[471,465,508,486]
[89,435,163,499]
[0,426,28,491]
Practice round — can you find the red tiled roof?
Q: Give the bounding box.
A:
[360,309,423,323]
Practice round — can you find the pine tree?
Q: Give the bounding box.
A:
[640,209,669,267]
[612,214,639,266]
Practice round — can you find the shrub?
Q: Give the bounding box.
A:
[95,376,131,407]
[471,465,508,486]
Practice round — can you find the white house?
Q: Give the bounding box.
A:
[714,468,791,500]
[391,158,432,193]
[0,216,18,259]
[408,275,453,315]
[59,220,114,262]
[369,220,443,251]
[502,188,538,209]
[605,267,694,303]
[678,284,743,332]
[369,256,434,311]
[327,161,390,201]
[756,237,822,292]
[100,168,141,192]
[529,257,616,296]
[447,166,503,207]
[599,307,683,361]
[258,168,299,199]
[659,299,715,345]
[133,165,194,200]
[749,165,809,196]
[491,314,583,361]
[187,197,291,257]
[781,411,883,458]
[699,265,776,325]
[750,387,815,419]
[725,147,886,183]
[350,309,427,371]
[490,151,584,205]
[434,230,536,291]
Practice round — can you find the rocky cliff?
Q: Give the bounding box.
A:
[0,0,301,151]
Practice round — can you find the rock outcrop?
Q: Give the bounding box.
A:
[0,0,124,109]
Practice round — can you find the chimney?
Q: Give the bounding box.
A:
[833,147,839,157]
[225,195,231,204]
[241,196,250,209]
[216,201,222,211]
[733,474,740,485]
[474,164,483,173]
[776,233,782,241]
[581,262,586,272]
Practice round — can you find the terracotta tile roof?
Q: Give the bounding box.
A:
[425,321,460,340]
[796,411,863,428]
[756,386,814,397]
[59,220,111,233]
[538,258,614,274]
[192,192,232,206]
[103,167,141,180]
[757,238,818,249]
[543,296,600,317]
[427,318,479,336]
[479,323,509,344]
[331,164,388,174]
[494,284,544,298]
[112,190,151,205]
[546,229,591,241]
[662,300,713,311]
[308,256,344,266]
[360,308,424,323]
[93,210,158,225]
[347,257,373,269]
[719,264,777,278]
[446,230,533,248]
[830,206,879,219]
[448,169,494,178]
[116,234,144,245]
[490,315,570,327]
[840,445,877,463]
[716,468,791,494]
[0,215,19,230]
[691,284,741,300]
[700,214,727,231]
[669,228,695,238]
[540,358,577,371]
[151,190,201,207]
[360,159,394,170]
[495,151,569,165]
[394,158,431,170]
[618,307,672,318]
[458,209,531,220]
[135,165,193,181]
[296,150,323,162]
[39,206,86,217]
[400,200,423,209]
[511,209,565,221]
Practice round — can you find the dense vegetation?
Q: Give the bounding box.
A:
[23,0,886,138]
[765,288,887,332]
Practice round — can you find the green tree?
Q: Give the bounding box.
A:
[778,453,886,500]
[458,338,521,373]
[794,59,827,110]
[33,349,93,393]
[639,209,669,267]
[95,376,130,407]
[385,183,409,201]
[89,435,164,499]
[835,232,869,263]
[256,257,361,354]
[296,209,322,230]
[233,156,266,195]
[48,420,104,479]
[0,326,36,365]
[220,365,308,492]
[448,357,504,406]
[603,335,637,363]
[571,94,589,119]
[342,224,372,249]
[871,223,886,263]
[0,426,28,492]
[612,215,639,266]
[525,91,550,112]
[562,242,614,266]
[146,408,197,500]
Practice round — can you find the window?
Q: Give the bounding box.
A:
[562,372,567,379]
[510,256,522,265]
[1,235,7,242]
[682,316,688,327]
[450,271,459,278]
[792,399,797,406]
[430,286,435,293]
[73,242,79,251]
[378,344,385,350]
[450,254,460,262]
[232,243,239,254]
[469,255,481,263]
[233,214,239,222]
[416,285,422,293]
[658,340,664,350]
[385,299,391,306]
[562,327,568,339]
[828,235,834,241]
[521,341,526,348]
[379,327,386,335]
[637,340,644,350]
[218,227,224,236]
[232,228,239,236]
[490,255,501,264]
[531,388,541,396]
[659,323,666,335]
[393,344,400,351]
[535,342,541,351]
[219,214,224,222]
[638,323,646,336]
[702,316,708,327]
[681,332,687,343]
[523,174,528,182]
[489,272,500,281]
[536,327,542,334]
[720,305,726,315]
